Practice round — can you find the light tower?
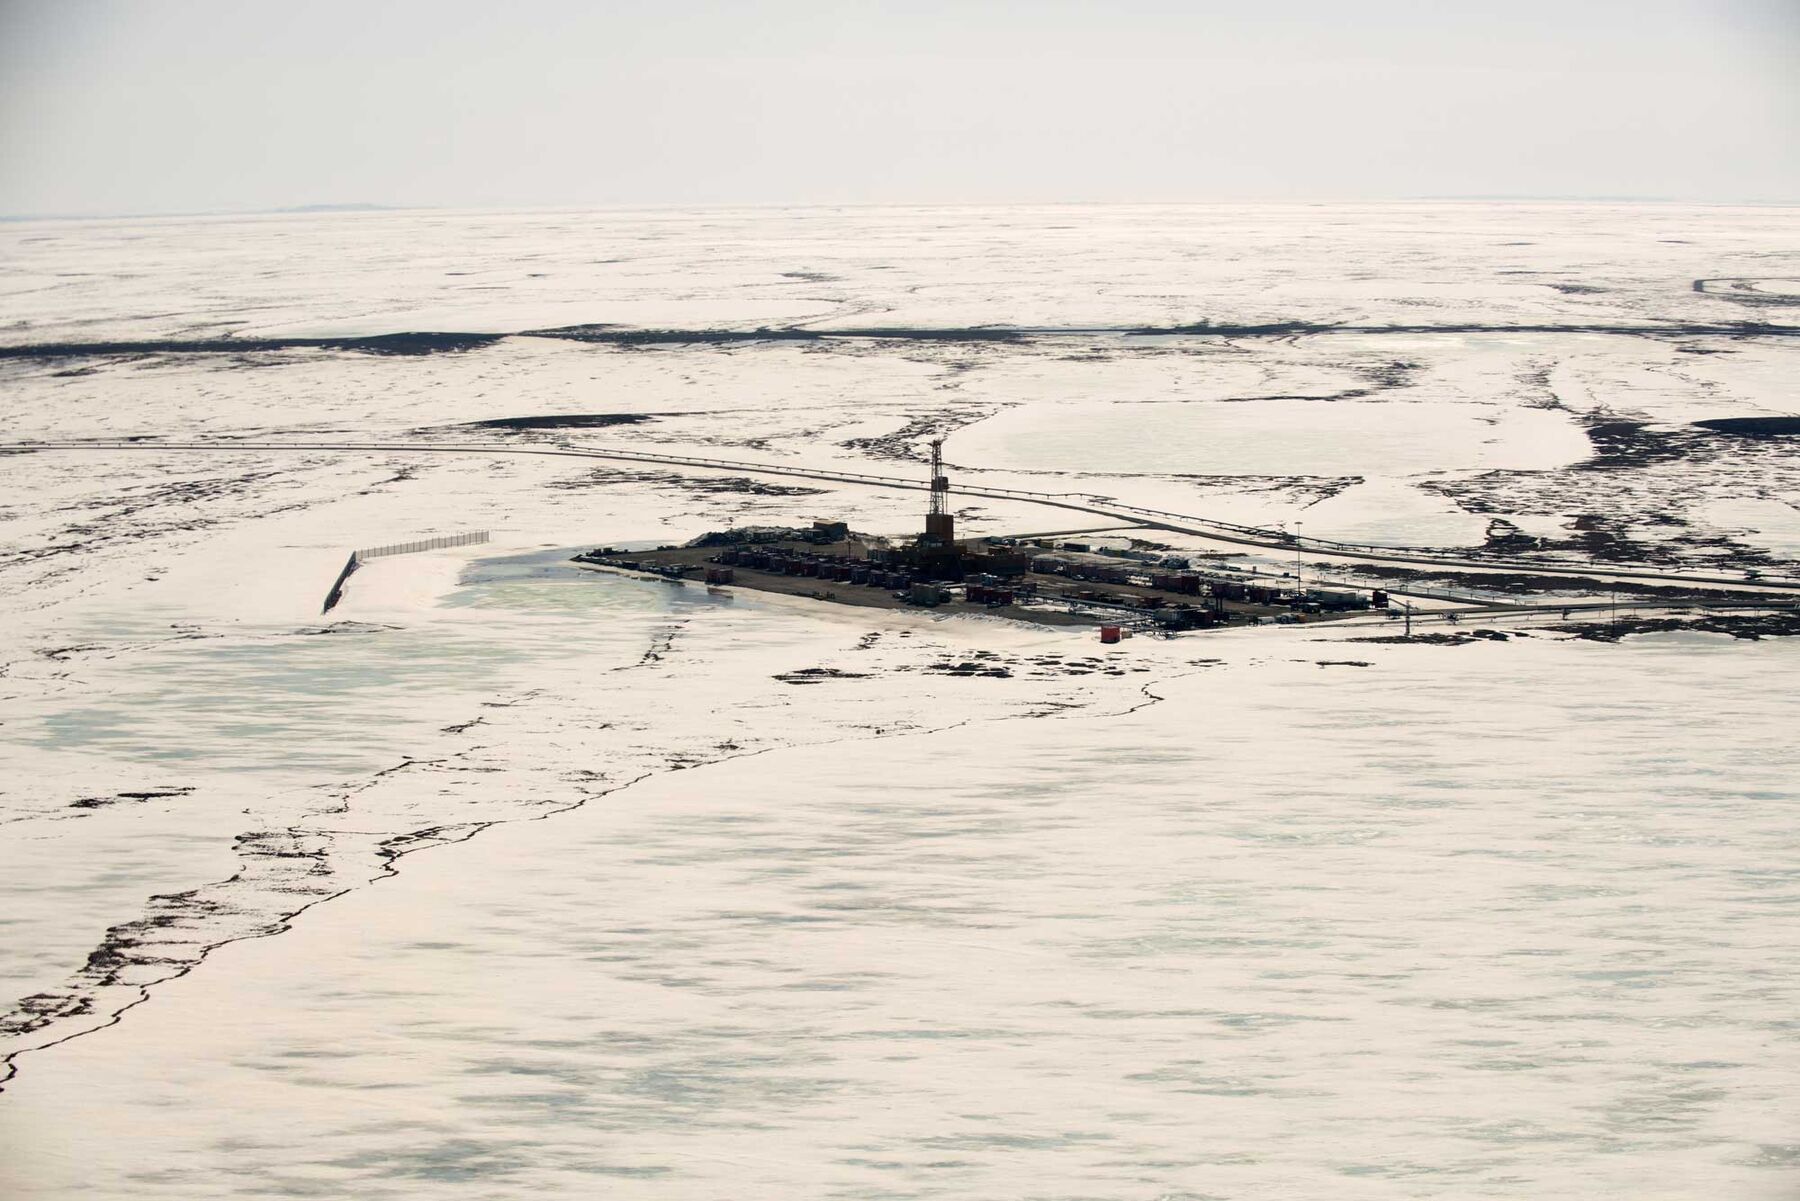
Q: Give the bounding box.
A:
[923,436,955,546]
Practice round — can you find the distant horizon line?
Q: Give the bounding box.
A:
[5,195,1799,224]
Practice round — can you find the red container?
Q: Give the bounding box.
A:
[1099,625,1122,644]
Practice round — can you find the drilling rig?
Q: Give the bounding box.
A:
[922,436,955,547]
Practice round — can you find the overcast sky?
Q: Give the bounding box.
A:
[1,0,1795,216]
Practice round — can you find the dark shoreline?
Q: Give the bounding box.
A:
[3,320,1795,361]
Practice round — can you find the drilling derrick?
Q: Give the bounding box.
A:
[923,436,955,546]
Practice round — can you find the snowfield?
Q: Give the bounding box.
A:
[0,203,1796,1199]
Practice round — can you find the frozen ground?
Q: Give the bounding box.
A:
[0,204,1797,1199]
[3,202,1796,343]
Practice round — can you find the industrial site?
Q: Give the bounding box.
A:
[572,435,1796,642]
[577,439,1386,639]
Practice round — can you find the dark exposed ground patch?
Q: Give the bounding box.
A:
[1514,513,1769,573]
[925,661,1015,678]
[1693,416,1800,439]
[549,468,826,497]
[843,409,996,464]
[1414,406,1797,575]
[463,414,656,432]
[1351,630,1514,645]
[1340,563,1791,603]
[4,320,1793,362]
[1422,482,1789,573]
[773,667,873,684]
[1201,359,1420,404]
[1141,320,1796,338]
[1556,611,1800,641]
[1423,437,1797,574]
[70,787,194,810]
[1130,318,1792,338]
[0,332,503,359]
[1354,612,1800,644]
[1579,420,1704,471]
[523,324,1027,345]
[1479,517,1541,556]
[898,651,1152,681]
[295,621,403,636]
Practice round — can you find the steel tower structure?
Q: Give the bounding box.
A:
[923,436,955,545]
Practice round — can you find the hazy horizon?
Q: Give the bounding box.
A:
[2,0,1796,218]
[8,195,1800,226]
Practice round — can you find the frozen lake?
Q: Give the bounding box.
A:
[6,608,1796,1200]
[949,396,1590,477]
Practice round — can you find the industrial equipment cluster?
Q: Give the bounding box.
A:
[574,439,1387,637]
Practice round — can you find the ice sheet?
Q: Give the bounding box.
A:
[2,202,1797,1199]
